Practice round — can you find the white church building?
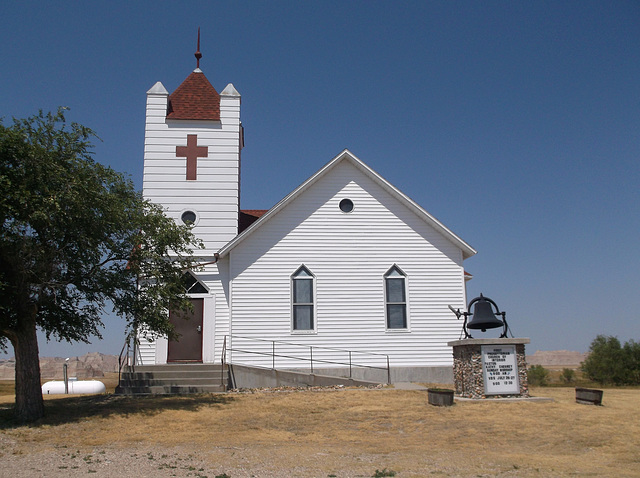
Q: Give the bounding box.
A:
[136,54,476,383]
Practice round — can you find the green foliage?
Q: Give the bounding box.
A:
[622,340,640,384]
[528,365,549,386]
[561,368,576,383]
[581,335,640,385]
[373,469,396,477]
[0,108,202,343]
[0,109,202,420]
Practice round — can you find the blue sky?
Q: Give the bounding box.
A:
[1,1,638,358]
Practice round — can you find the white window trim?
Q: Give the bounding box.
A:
[384,264,410,332]
[291,265,317,334]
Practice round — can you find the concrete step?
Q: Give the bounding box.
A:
[120,377,226,387]
[115,384,226,395]
[129,364,225,373]
[116,363,228,395]
[125,370,226,380]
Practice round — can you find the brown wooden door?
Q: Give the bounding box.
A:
[167,298,204,362]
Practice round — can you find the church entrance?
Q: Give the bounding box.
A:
[168,298,204,362]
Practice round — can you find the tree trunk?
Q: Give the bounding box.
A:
[10,316,45,422]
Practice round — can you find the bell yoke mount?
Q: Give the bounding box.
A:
[449,293,510,340]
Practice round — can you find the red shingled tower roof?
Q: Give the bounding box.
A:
[167,70,221,120]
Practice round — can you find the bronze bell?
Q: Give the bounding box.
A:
[467,294,504,332]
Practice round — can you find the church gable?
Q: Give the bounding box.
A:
[228,158,466,277]
[220,150,475,261]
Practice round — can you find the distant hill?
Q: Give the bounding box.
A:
[526,350,587,368]
[0,352,119,380]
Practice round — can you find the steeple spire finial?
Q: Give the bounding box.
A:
[195,27,202,69]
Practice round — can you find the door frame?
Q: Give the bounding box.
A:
[154,295,215,365]
[167,297,205,362]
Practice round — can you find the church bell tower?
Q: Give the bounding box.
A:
[142,31,242,254]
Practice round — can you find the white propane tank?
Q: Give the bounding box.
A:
[42,379,106,395]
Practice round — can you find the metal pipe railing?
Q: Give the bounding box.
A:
[220,336,227,389]
[117,338,129,387]
[225,335,391,384]
[117,333,142,389]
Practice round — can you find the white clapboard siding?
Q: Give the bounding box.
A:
[205,257,231,363]
[137,333,157,366]
[227,160,467,368]
[142,79,242,252]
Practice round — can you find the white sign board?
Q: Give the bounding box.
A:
[482,345,520,395]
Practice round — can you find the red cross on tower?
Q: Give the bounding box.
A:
[176,134,208,180]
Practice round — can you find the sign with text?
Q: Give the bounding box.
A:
[482,345,519,395]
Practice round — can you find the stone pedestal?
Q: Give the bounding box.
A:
[447,338,530,399]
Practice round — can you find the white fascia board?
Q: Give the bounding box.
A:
[218,149,476,259]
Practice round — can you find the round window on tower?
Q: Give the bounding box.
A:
[181,210,197,225]
[339,198,354,213]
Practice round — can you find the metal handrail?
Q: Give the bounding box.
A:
[224,335,391,384]
[117,337,130,387]
[117,334,141,386]
[220,336,227,389]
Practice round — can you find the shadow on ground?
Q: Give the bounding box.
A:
[0,393,235,429]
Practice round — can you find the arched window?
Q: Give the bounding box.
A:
[292,266,315,331]
[385,266,407,329]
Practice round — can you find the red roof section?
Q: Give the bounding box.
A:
[167,71,220,120]
[239,210,268,233]
[241,209,269,217]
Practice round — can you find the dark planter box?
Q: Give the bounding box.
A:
[575,387,603,406]
[428,388,455,406]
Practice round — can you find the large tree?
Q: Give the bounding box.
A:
[0,109,202,422]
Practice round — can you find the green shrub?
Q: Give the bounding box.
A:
[528,365,549,386]
[561,368,576,383]
[373,469,396,477]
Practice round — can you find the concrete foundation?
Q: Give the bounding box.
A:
[229,364,380,389]
[229,364,453,388]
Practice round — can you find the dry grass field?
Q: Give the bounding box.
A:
[0,380,638,477]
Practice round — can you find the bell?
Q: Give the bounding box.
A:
[467,295,504,332]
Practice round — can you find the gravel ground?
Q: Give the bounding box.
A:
[2,445,216,477]
[0,436,390,478]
